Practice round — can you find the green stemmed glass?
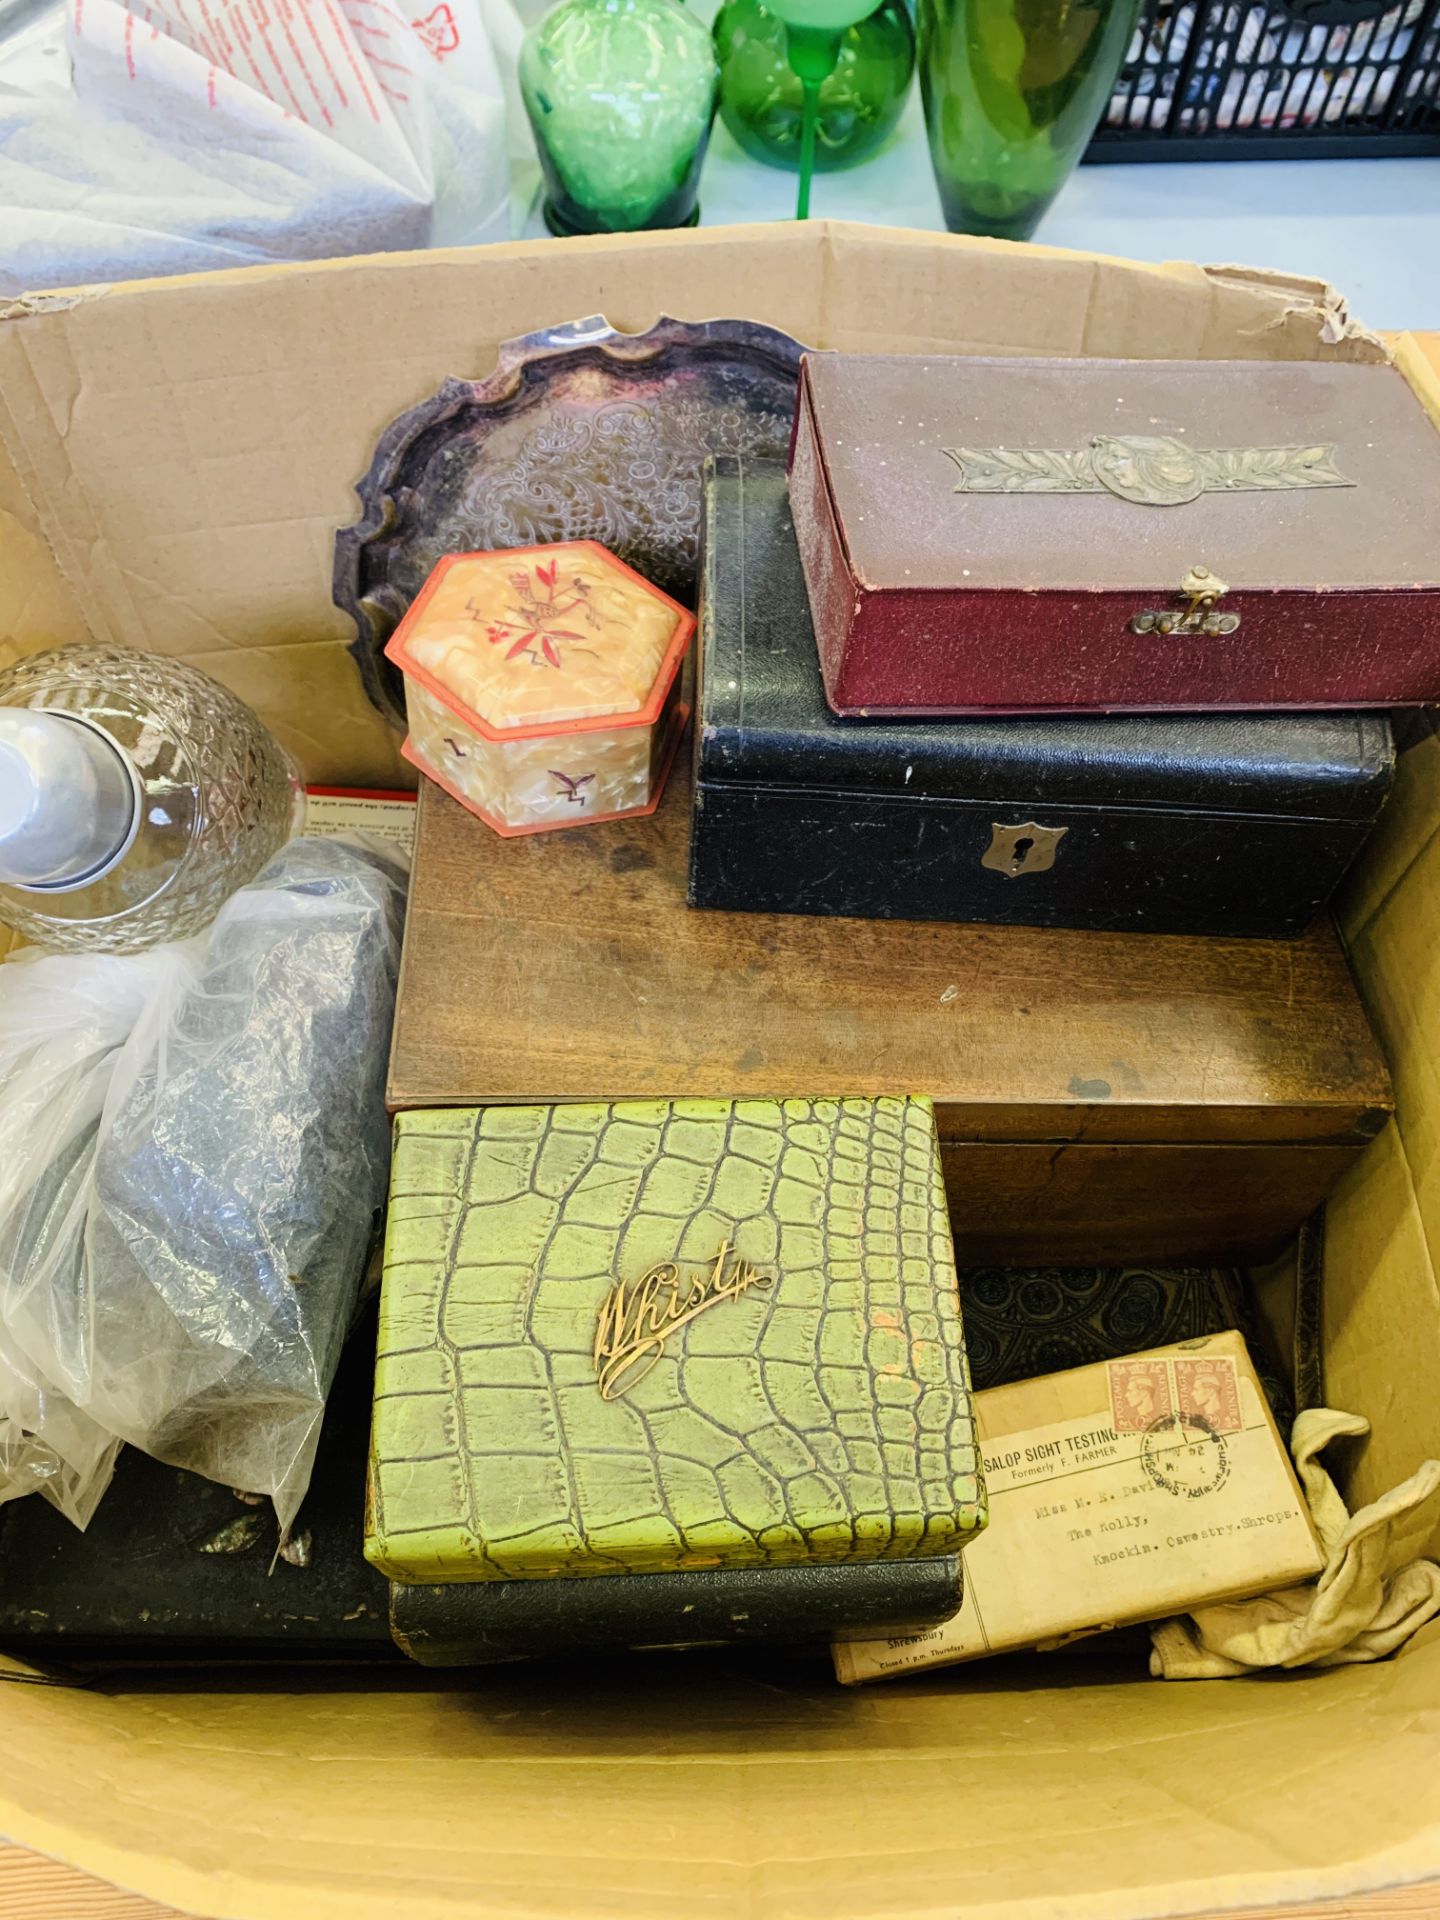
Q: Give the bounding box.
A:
[715,0,915,175]
[751,0,892,217]
[918,0,1141,240]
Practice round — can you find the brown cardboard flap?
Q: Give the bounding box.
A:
[1196,265,1386,352]
[0,431,87,673]
[1334,314,1440,1529]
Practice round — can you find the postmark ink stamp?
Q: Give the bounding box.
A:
[1140,1412,1230,1499]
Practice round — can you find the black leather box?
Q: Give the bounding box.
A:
[391,1557,963,1667]
[689,460,1395,937]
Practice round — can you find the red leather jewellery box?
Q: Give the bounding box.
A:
[787,353,1440,716]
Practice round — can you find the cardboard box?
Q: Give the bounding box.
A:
[835,1331,1323,1684]
[1,227,1440,1920]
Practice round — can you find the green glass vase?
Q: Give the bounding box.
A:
[714,0,915,173]
[520,0,720,236]
[917,0,1139,240]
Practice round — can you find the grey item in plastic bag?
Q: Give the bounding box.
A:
[79,837,406,1535]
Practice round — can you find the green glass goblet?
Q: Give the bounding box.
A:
[715,0,915,174]
[754,0,889,216]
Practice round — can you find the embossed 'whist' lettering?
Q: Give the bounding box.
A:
[594,1240,775,1401]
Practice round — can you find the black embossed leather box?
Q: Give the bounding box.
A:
[691,460,1394,938]
[389,1556,964,1666]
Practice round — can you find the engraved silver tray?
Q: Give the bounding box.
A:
[334,314,810,729]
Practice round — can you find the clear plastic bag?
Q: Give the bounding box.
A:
[0,1335,118,1528]
[0,837,407,1534]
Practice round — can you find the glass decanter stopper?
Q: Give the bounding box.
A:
[520,0,720,236]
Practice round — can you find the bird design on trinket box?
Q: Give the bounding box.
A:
[549,770,596,805]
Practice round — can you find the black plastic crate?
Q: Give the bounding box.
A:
[1088,0,1440,158]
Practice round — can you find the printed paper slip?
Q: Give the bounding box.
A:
[304,787,417,857]
[835,1331,1323,1684]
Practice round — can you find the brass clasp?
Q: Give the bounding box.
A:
[1130,566,1240,638]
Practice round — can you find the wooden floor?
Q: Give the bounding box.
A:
[0,1847,1437,1920]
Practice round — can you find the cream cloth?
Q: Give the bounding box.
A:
[1151,1408,1440,1679]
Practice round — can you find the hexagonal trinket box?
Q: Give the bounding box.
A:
[385,542,694,836]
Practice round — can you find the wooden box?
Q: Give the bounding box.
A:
[388,771,1391,1265]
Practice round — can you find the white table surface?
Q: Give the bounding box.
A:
[525,93,1440,332]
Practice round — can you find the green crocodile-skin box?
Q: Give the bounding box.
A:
[366,1096,986,1583]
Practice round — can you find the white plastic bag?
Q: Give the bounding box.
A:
[0,1338,117,1529]
[0,0,520,297]
[0,945,188,1525]
[79,839,406,1534]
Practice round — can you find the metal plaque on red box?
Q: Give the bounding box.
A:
[787,353,1440,716]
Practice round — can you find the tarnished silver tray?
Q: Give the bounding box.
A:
[334,314,810,729]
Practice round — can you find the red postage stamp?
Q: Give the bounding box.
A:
[1108,1359,1173,1434]
[1174,1355,1242,1435]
